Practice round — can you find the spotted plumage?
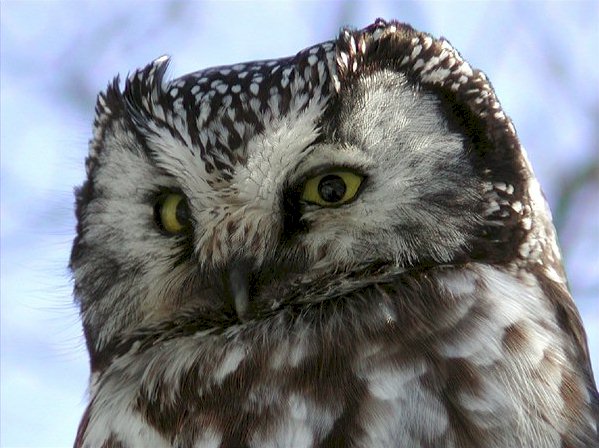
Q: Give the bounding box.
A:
[72,19,598,447]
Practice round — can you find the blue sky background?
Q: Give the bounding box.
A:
[1,1,598,447]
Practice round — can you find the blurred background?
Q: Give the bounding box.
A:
[1,1,597,446]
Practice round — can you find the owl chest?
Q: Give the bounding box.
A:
[88,324,568,448]
[210,331,566,448]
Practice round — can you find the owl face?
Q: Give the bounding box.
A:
[72,21,537,360]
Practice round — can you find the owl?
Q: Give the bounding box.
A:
[71,19,598,447]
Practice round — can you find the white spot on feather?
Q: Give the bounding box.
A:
[192,427,222,448]
[365,360,427,400]
[358,372,449,445]
[84,407,170,448]
[544,265,565,283]
[213,345,245,383]
[436,269,477,296]
[411,45,422,59]
[511,201,523,213]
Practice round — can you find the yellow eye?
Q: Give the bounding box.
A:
[156,193,190,234]
[301,170,364,206]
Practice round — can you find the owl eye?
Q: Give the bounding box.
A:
[301,171,364,206]
[155,193,191,234]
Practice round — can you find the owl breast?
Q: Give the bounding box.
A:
[78,265,591,448]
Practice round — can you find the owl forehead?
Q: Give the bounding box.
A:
[94,19,522,174]
[170,40,337,120]
[111,42,336,178]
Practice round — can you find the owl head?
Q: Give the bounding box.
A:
[71,19,563,369]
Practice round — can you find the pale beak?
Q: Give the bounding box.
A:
[227,262,251,322]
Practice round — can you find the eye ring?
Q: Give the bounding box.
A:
[154,193,191,234]
[301,170,364,206]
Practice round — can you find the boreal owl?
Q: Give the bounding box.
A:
[71,19,599,447]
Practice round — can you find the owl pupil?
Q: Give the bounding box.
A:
[318,175,347,203]
[176,199,190,224]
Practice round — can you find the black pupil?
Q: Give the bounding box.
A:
[318,175,346,203]
[176,198,190,225]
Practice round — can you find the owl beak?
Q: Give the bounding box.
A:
[227,263,251,322]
